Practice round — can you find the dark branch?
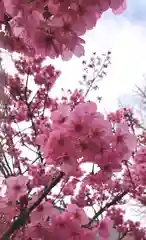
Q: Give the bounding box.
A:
[83,190,128,227]
[1,171,64,240]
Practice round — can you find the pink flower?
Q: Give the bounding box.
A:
[1,0,126,58]
[5,175,28,200]
[31,201,59,225]
[51,104,70,128]
[97,217,113,240]
[32,25,62,58]
[35,133,47,146]
[0,196,17,221]
[66,203,88,225]
[62,35,85,60]
[74,101,97,116]
[0,1,5,22]
[71,1,100,34]
[98,0,110,12]
[3,0,19,16]
[113,123,137,157]
[135,147,146,164]
[60,156,78,175]
[66,101,97,136]
[111,0,126,14]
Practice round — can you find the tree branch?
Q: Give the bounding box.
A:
[1,171,64,240]
[83,190,128,227]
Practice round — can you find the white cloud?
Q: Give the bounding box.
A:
[46,14,146,113]
[2,12,146,114]
[85,15,146,111]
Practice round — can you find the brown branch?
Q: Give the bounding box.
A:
[84,51,111,98]
[1,171,64,240]
[1,176,127,239]
[28,171,64,213]
[24,100,44,163]
[83,190,128,227]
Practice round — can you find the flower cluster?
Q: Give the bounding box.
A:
[37,101,136,178]
[0,54,145,240]
[0,0,126,58]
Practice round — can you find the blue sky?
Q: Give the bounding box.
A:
[123,0,146,22]
[103,0,146,23]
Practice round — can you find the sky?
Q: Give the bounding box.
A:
[39,0,146,114]
[2,0,146,115]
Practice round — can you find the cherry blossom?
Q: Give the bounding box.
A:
[5,175,28,201]
[66,203,89,225]
[97,217,113,240]
[0,0,126,58]
[0,52,146,240]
